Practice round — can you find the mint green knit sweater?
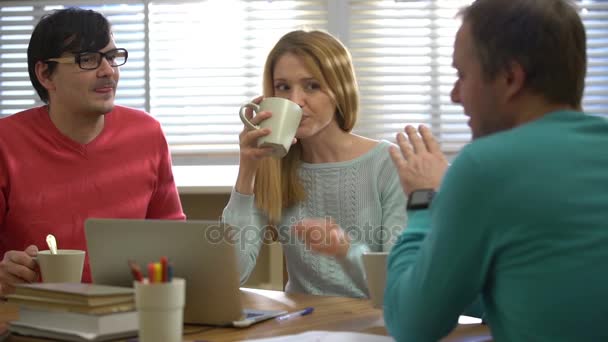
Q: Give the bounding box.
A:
[222,140,407,298]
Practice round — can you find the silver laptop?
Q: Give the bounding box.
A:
[84,218,286,327]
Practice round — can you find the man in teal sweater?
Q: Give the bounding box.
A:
[384,0,608,341]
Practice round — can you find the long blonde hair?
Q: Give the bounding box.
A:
[254,30,360,224]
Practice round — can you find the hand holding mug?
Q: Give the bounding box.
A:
[238,96,277,165]
[239,97,302,158]
[0,245,39,295]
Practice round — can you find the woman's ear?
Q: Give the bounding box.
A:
[34,61,55,91]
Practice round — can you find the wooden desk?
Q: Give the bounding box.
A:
[3,288,491,341]
[184,288,492,342]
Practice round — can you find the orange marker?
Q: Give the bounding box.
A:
[147,262,155,283]
[160,256,169,282]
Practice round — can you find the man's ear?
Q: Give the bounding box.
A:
[502,60,526,101]
[34,61,55,91]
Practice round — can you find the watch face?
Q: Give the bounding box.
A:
[407,189,435,209]
[410,190,434,205]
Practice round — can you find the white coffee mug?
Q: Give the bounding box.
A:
[362,251,388,309]
[36,249,85,283]
[239,97,303,158]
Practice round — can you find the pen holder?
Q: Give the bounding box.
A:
[134,278,185,342]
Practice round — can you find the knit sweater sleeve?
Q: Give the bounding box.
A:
[343,146,407,263]
[222,188,267,285]
[384,148,494,341]
[378,152,408,252]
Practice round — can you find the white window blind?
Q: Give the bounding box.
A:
[350,0,608,156]
[0,0,607,162]
[0,1,146,115]
[349,0,471,156]
[580,0,608,117]
[147,0,327,156]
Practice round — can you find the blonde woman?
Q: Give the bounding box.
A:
[222,30,406,298]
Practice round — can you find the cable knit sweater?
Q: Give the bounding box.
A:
[222,140,407,298]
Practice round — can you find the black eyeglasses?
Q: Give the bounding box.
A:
[45,48,128,70]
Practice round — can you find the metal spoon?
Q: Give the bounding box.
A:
[46,234,58,255]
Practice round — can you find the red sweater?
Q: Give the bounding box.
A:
[0,106,185,282]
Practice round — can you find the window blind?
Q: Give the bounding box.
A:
[0,1,146,114]
[580,0,608,118]
[0,0,606,163]
[349,0,471,156]
[147,0,327,156]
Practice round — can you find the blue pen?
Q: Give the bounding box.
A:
[276,307,314,321]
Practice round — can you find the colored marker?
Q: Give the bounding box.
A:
[153,262,162,283]
[128,260,144,282]
[167,262,173,282]
[147,262,156,283]
[160,256,168,282]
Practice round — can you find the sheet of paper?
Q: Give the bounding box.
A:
[243,331,395,342]
[458,315,483,324]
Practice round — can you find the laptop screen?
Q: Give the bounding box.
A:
[85,218,244,325]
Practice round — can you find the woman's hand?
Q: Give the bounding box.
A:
[293,217,350,258]
[235,96,277,194]
[238,96,276,165]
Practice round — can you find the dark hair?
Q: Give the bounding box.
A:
[459,0,586,108]
[27,7,112,103]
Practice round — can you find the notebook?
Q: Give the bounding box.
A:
[84,218,286,327]
[9,307,137,342]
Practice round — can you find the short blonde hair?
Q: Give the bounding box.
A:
[254,30,360,224]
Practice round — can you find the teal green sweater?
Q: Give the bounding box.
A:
[223,140,407,298]
[384,111,608,341]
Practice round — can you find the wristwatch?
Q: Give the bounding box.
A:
[406,189,436,210]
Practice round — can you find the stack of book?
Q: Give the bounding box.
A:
[5,283,138,342]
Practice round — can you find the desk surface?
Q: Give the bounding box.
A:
[3,288,491,342]
[184,288,492,342]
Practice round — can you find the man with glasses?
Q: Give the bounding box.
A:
[0,7,185,295]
